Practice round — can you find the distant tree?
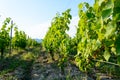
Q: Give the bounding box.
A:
[12,27,27,49]
[27,36,39,48]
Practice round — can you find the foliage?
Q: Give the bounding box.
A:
[43,9,72,57]
[0,17,12,58]
[12,27,27,49]
[27,36,39,47]
[75,0,120,72]
[12,27,39,49]
[43,9,72,74]
[69,37,77,55]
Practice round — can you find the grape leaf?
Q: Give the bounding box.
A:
[117,55,120,65]
[102,8,112,19]
[115,37,120,55]
[104,50,111,61]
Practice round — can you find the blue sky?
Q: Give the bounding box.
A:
[0,0,94,39]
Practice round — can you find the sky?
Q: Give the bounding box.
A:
[0,0,94,39]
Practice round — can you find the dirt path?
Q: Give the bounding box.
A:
[31,51,93,80]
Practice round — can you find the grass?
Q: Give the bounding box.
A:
[0,47,41,79]
[21,52,35,60]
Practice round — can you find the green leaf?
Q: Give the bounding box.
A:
[114,13,120,21]
[102,8,112,19]
[114,0,120,8]
[98,0,104,6]
[105,22,116,39]
[111,47,116,55]
[115,37,120,55]
[104,0,113,9]
[113,0,120,17]
[86,12,94,19]
[78,3,83,9]
[94,0,99,12]
[116,46,120,55]
[84,2,89,8]
[117,55,120,65]
[104,50,111,61]
[96,39,101,47]
[105,39,114,47]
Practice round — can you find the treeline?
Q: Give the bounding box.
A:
[0,18,39,59]
[43,0,120,77]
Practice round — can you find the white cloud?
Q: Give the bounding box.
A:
[0,15,79,39]
[0,12,6,27]
[25,16,79,39]
[24,21,50,39]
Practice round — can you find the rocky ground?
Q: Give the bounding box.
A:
[31,52,93,80]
